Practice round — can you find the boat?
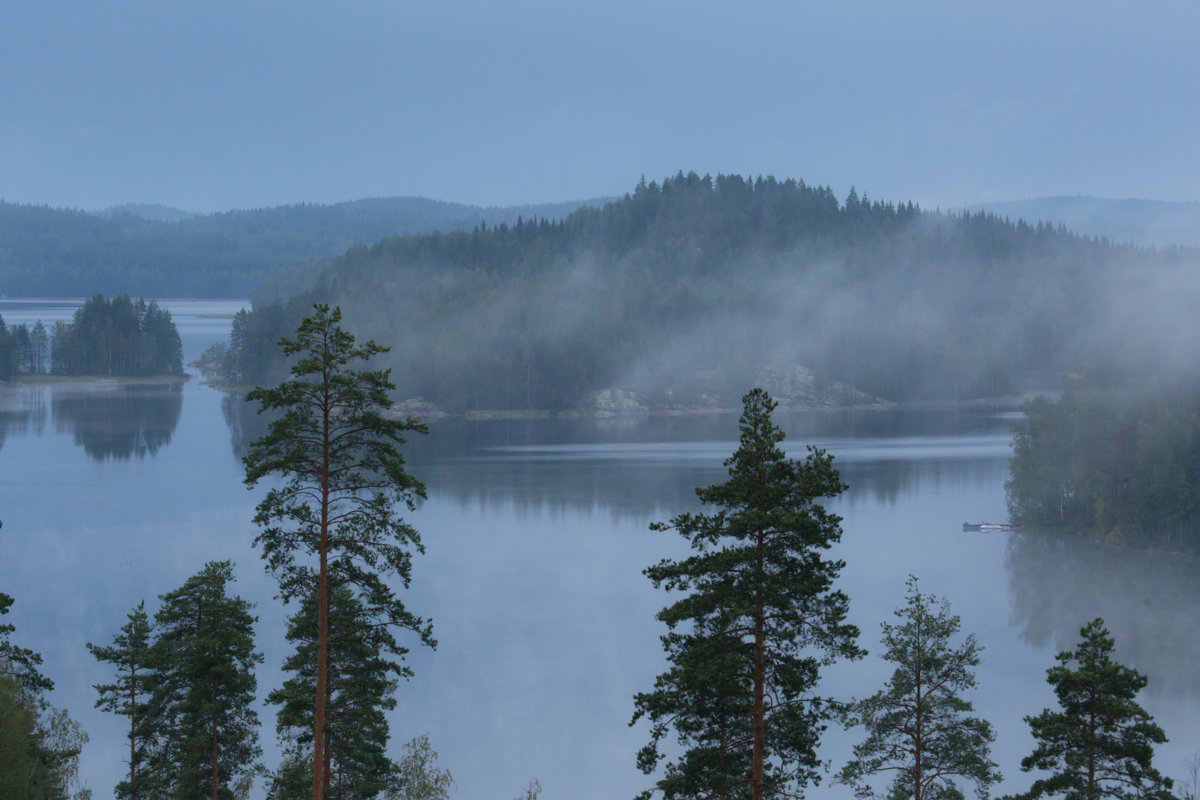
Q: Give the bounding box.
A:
[962,521,1013,532]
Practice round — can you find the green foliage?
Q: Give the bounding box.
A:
[386,734,454,800]
[213,172,1175,411]
[46,294,182,377]
[269,581,402,800]
[0,562,88,800]
[839,576,1001,800]
[0,678,89,800]
[244,304,432,799]
[142,561,262,800]
[512,778,541,800]
[632,388,863,800]
[1010,619,1173,800]
[86,602,154,800]
[1,590,53,695]
[1006,372,1200,550]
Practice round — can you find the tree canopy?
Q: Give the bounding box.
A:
[1009,619,1172,800]
[839,577,1001,800]
[205,172,1190,411]
[244,304,432,800]
[632,388,862,800]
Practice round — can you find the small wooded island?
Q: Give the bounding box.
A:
[0,294,183,380]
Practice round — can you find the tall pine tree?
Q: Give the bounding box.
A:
[244,304,432,800]
[268,581,402,800]
[632,388,863,800]
[87,601,154,800]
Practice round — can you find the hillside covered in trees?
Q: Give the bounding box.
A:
[205,172,1198,412]
[0,196,606,298]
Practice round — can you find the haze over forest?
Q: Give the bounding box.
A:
[5,2,1200,799]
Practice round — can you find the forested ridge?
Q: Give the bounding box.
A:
[209,172,1194,412]
[0,196,606,298]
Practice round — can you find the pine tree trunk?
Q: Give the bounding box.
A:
[211,681,220,800]
[914,616,923,800]
[313,376,332,800]
[752,529,766,800]
[129,662,138,799]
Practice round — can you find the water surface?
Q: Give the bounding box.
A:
[0,300,1195,799]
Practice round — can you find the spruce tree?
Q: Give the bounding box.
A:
[838,576,1001,800]
[244,304,432,800]
[87,601,154,800]
[1011,618,1173,800]
[632,388,863,800]
[144,561,262,800]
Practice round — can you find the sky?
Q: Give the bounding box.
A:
[3,0,1199,213]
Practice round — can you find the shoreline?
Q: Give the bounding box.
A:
[5,374,190,386]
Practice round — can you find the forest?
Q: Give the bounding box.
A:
[201,172,1195,412]
[0,295,183,380]
[1006,365,1200,552]
[0,197,603,298]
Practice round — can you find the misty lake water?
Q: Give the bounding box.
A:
[1,298,1198,799]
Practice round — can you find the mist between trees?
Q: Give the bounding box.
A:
[198,173,1200,416]
[3,377,1190,800]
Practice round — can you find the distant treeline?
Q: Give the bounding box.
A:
[0,197,606,298]
[0,294,182,379]
[203,172,1194,410]
[1007,367,1200,552]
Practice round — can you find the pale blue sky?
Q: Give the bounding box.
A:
[3,0,1198,212]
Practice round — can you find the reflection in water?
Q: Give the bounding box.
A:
[268,407,1014,519]
[1005,530,1200,702]
[51,382,183,461]
[221,391,272,460]
[0,385,42,450]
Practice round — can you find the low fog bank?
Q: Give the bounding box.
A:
[211,174,1200,418]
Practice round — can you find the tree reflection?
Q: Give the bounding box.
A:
[0,386,40,451]
[1005,530,1200,701]
[52,382,183,461]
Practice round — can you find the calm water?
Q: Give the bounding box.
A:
[1,300,1197,799]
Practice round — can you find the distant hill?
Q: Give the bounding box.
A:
[0,196,611,298]
[968,196,1200,248]
[98,204,200,223]
[209,172,1200,411]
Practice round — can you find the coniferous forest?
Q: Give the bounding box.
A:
[4,174,1200,798]
[0,295,183,380]
[202,172,1194,414]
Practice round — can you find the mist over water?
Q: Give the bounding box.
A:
[1,300,1198,799]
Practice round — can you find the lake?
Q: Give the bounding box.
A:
[1,298,1196,800]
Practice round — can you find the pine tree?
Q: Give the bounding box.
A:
[1011,618,1173,800]
[838,576,1001,800]
[269,581,402,800]
[87,601,155,800]
[144,561,262,800]
[1,590,52,695]
[244,304,433,800]
[632,388,863,800]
